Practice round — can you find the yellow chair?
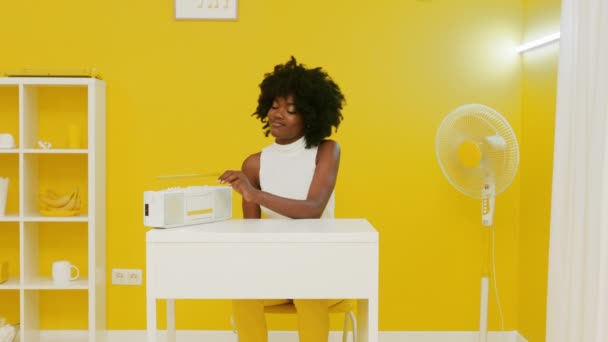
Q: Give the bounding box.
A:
[231,299,358,342]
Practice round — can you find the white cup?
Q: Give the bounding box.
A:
[52,261,80,285]
[0,133,15,148]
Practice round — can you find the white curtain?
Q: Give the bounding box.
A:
[546,0,608,341]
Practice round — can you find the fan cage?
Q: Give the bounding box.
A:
[436,104,519,199]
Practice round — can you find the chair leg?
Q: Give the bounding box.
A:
[343,310,358,342]
[348,311,358,342]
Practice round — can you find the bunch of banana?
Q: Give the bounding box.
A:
[39,187,81,214]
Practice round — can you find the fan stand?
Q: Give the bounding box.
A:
[480,276,490,342]
[479,181,495,342]
[479,228,492,342]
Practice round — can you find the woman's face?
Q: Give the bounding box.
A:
[267,95,305,144]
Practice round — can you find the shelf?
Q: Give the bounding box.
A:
[23,276,88,290]
[0,276,20,289]
[1,76,105,341]
[22,214,88,222]
[0,149,88,154]
[22,149,88,154]
[0,77,99,86]
[38,331,88,342]
[0,213,20,221]
[23,153,88,217]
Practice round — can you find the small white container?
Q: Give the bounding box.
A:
[0,134,15,149]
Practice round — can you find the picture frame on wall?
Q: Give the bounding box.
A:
[175,0,238,20]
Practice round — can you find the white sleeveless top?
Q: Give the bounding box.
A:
[259,136,335,219]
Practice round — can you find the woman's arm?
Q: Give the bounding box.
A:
[241,153,261,219]
[220,140,340,219]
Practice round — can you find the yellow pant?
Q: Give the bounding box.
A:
[232,299,342,342]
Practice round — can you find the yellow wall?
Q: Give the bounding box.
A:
[519,0,561,341]
[1,0,525,331]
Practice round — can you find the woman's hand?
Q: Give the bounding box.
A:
[219,170,259,203]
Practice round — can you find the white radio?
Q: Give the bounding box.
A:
[144,186,232,228]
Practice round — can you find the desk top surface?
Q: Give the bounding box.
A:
[146,218,378,243]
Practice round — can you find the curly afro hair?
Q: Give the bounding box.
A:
[253,56,345,148]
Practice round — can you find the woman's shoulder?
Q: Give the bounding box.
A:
[318,139,340,152]
[242,152,261,171]
[316,139,341,163]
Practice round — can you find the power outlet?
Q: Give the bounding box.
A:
[126,269,143,285]
[112,268,142,286]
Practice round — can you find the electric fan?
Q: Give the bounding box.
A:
[435,104,519,342]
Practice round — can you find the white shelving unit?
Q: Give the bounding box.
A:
[0,77,106,342]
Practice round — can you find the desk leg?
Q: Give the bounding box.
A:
[357,298,378,342]
[147,297,157,342]
[167,299,176,342]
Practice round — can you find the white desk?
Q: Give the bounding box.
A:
[146,218,379,342]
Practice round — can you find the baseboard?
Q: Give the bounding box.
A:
[37,330,529,342]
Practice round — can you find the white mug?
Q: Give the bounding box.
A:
[52,261,79,284]
[0,133,15,149]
